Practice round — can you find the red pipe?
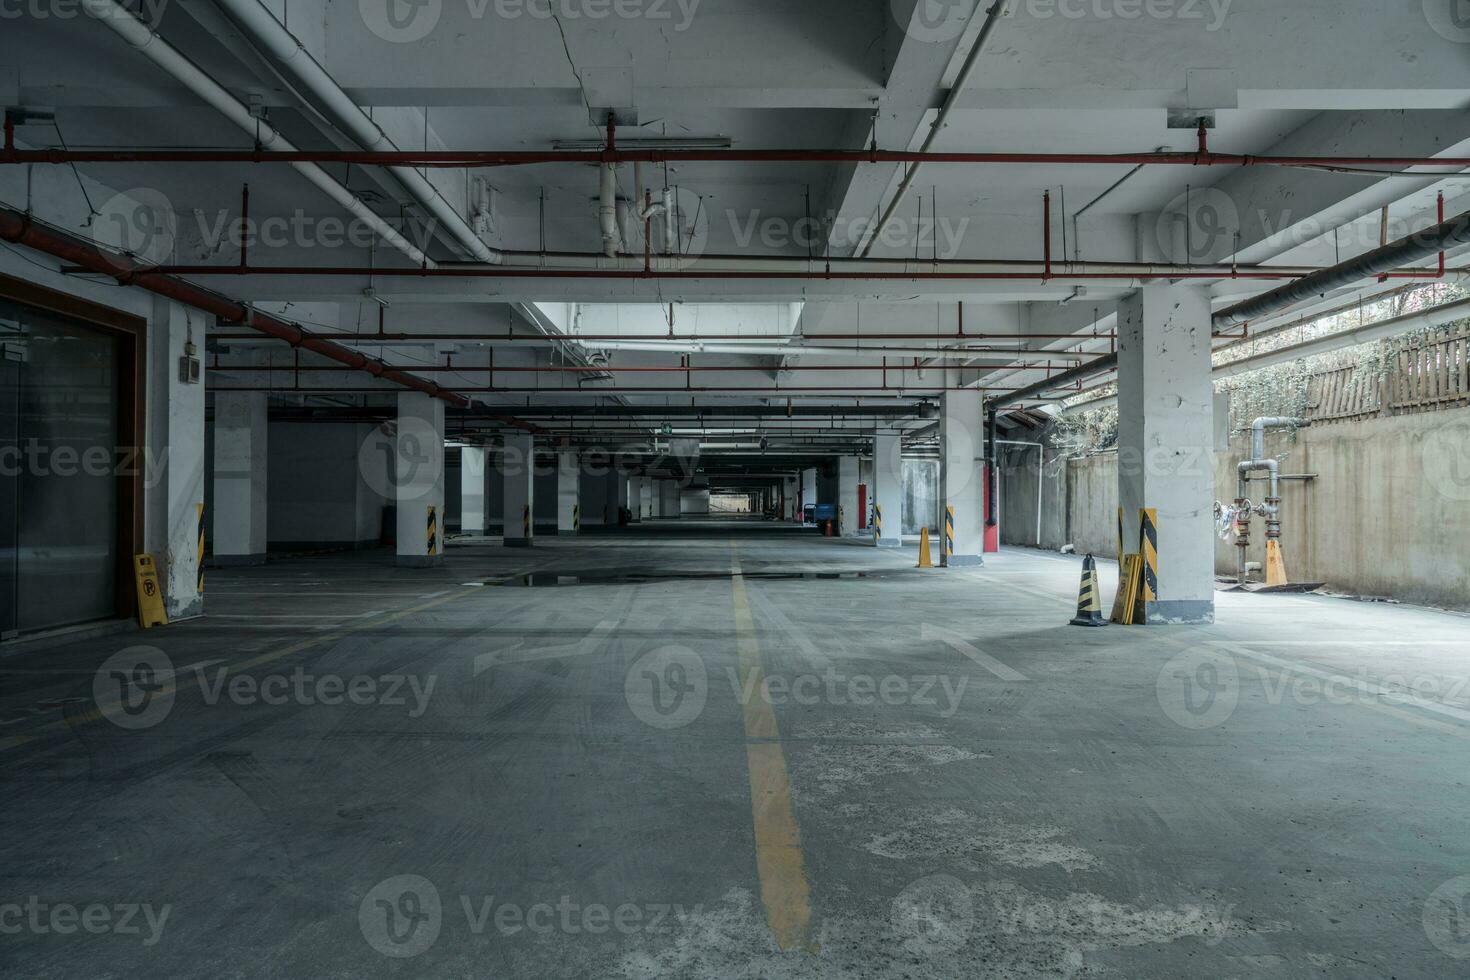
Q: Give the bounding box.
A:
[214,362,1077,374]
[0,206,547,425]
[239,183,249,272]
[211,385,1011,393]
[1042,191,1052,281]
[128,264,1445,282]
[208,331,1115,342]
[6,147,1470,170]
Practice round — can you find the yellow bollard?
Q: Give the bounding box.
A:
[917,527,935,568]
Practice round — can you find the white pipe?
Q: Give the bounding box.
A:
[81,0,434,269]
[600,164,622,258]
[212,0,501,264]
[662,187,675,254]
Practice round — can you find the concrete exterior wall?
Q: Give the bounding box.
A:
[998,445,1070,552]
[1003,406,1470,610]
[580,471,611,525]
[268,422,383,549]
[681,489,711,515]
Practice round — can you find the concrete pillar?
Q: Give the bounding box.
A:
[940,390,984,566]
[503,432,535,546]
[393,392,446,567]
[557,451,580,535]
[838,456,860,535]
[801,467,817,521]
[609,469,629,524]
[460,446,487,535]
[627,477,641,522]
[639,477,654,520]
[145,299,207,618]
[1117,282,1215,624]
[873,432,902,548]
[211,390,267,565]
[658,480,681,518]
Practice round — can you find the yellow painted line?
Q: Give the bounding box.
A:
[730,548,816,953]
[0,573,533,754]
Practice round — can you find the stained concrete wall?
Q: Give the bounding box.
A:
[1001,407,1470,609]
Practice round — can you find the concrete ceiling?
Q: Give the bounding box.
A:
[3,0,1469,468]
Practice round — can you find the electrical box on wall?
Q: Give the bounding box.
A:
[179,341,201,384]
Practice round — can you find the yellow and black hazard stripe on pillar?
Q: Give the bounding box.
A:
[874,503,883,541]
[1138,507,1158,607]
[523,504,531,538]
[427,505,438,556]
[196,502,205,594]
[573,504,580,531]
[944,505,955,559]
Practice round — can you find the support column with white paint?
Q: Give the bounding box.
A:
[460,446,487,536]
[393,392,446,567]
[211,390,267,566]
[1116,282,1215,624]
[940,389,984,566]
[503,432,535,547]
[838,456,861,536]
[801,467,817,522]
[872,432,903,548]
[557,451,580,535]
[144,299,207,617]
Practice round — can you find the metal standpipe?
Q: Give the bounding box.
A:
[1234,417,1307,584]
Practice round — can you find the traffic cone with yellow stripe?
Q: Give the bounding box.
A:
[1070,554,1106,627]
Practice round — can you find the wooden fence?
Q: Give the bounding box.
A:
[1306,324,1470,422]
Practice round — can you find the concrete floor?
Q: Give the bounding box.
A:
[3,519,1469,977]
